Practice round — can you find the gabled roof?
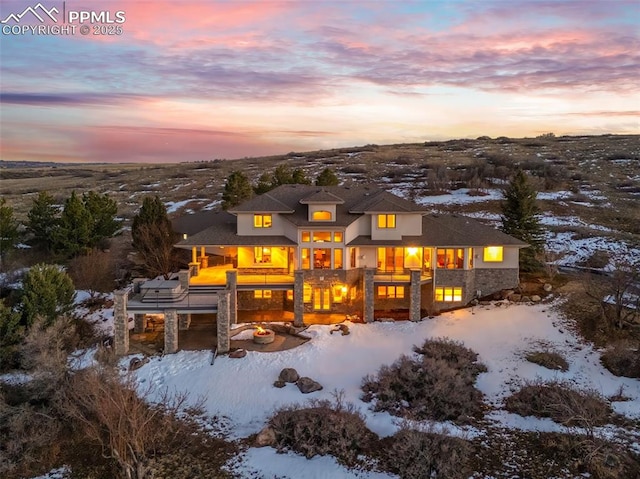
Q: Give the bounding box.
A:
[228,193,294,214]
[175,211,295,248]
[350,190,424,213]
[299,189,345,204]
[347,214,528,247]
[172,210,220,236]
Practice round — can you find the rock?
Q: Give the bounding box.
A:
[509,294,522,302]
[531,295,542,302]
[330,324,350,335]
[521,296,531,302]
[296,376,323,394]
[255,427,277,447]
[229,349,247,359]
[501,289,515,300]
[470,299,479,306]
[128,357,148,371]
[543,283,553,292]
[273,380,286,388]
[279,367,299,383]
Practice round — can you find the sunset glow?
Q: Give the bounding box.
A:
[1,0,638,163]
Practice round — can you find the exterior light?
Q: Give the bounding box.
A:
[182,233,188,239]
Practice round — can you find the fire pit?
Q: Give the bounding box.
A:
[253,326,275,344]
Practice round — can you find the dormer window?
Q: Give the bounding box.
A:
[312,210,332,221]
[254,214,272,228]
[377,214,396,229]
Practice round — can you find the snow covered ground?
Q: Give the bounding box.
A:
[129,302,640,478]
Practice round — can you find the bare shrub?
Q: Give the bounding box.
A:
[59,367,215,479]
[379,426,472,479]
[601,340,640,378]
[361,338,487,423]
[269,391,375,466]
[504,380,614,428]
[525,349,569,371]
[68,249,116,297]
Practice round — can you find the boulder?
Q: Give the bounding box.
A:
[273,380,286,388]
[128,357,149,371]
[543,283,553,292]
[296,376,323,394]
[509,294,522,302]
[521,296,531,302]
[531,295,542,302]
[229,349,247,359]
[279,367,299,383]
[330,324,350,336]
[501,289,515,300]
[255,427,277,447]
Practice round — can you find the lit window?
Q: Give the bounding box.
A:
[350,248,357,268]
[436,248,464,269]
[334,232,343,242]
[483,246,503,262]
[301,248,310,269]
[301,231,310,242]
[303,284,312,303]
[333,285,347,303]
[468,248,474,269]
[377,214,396,229]
[254,290,272,299]
[435,287,463,302]
[254,247,272,263]
[312,210,332,221]
[254,214,272,228]
[312,231,331,242]
[334,248,343,269]
[286,290,293,301]
[377,286,405,299]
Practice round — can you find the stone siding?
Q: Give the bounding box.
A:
[164,309,178,354]
[238,290,288,310]
[114,289,129,356]
[474,268,519,297]
[217,290,230,353]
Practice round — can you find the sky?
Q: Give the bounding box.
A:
[0,0,638,164]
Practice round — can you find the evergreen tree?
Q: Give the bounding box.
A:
[20,263,76,327]
[26,191,59,251]
[132,196,179,278]
[253,172,274,195]
[500,170,545,271]
[291,168,311,185]
[55,191,93,257]
[222,171,253,209]
[271,164,293,187]
[83,191,119,246]
[0,303,23,368]
[0,198,19,262]
[315,168,339,186]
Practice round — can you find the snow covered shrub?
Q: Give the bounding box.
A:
[504,379,614,428]
[269,395,375,466]
[361,338,487,423]
[525,349,569,371]
[378,426,472,479]
[601,340,640,378]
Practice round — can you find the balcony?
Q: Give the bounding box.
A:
[374,268,432,283]
[189,265,294,287]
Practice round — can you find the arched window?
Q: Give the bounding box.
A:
[312,210,332,221]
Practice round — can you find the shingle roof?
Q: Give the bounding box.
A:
[299,189,345,204]
[347,214,528,247]
[350,190,424,213]
[228,194,294,214]
[171,210,220,236]
[175,211,295,248]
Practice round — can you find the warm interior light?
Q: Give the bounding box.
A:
[341,286,348,293]
[407,247,418,255]
[483,246,503,262]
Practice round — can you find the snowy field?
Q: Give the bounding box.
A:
[129,302,640,478]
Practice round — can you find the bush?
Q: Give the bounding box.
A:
[361,338,486,423]
[504,380,614,428]
[379,427,472,479]
[601,341,640,378]
[525,349,569,371]
[20,264,76,327]
[269,395,375,466]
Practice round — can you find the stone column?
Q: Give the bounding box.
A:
[217,290,230,354]
[178,269,190,290]
[363,268,375,323]
[293,270,304,327]
[178,313,191,330]
[188,262,200,276]
[114,289,129,355]
[225,269,238,325]
[164,309,179,354]
[133,314,146,333]
[409,269,422,322]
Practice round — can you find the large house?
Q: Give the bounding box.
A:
[113,185,526,355]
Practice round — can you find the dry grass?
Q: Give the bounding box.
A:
[601,340,640,378]
[525,349,569,371]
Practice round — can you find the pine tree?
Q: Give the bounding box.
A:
[20,263,76,327]
[500,170,545,271]
[83,191,119,246]
[132,196,179,278]
[55,191,93,257]
[0,198,19,262]
[253,172,273,195]
[272,164,293,187]
[291,168,311,185]
[27,191,59,251]
[315,168,339,186]
[222,171,253,209]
